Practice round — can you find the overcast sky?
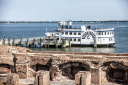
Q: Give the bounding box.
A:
[0,0,128,21]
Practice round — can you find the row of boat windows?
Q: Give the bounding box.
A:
[98,37,114,41]
[57,37,114,42]
[57,32,81,35]
[70,38,81,42]
[71,37,114,42]
[57,38,81,42]
[60,26,81,29]
[97,31,114,35]
[57,31,113,35]
[63,38,114,42]
[109,37,113,41]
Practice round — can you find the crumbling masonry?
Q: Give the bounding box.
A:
[0,45,128,85]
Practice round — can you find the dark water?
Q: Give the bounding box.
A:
[0,23,128,53]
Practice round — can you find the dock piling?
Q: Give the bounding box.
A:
[8,37,10,45]
[55,39,58,48]
[47,38,49,48]
[34,38,36,48]
[62,38,66,48]
[40,38,43,47]
[94,37,97,48]
[27,38,29,48]
[13,38,15,46]
[3,37,5,45]
[20,38,22,47]
[69,38,71,47]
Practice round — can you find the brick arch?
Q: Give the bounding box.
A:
[59,62,90,80]
[0,64,14,76]
[29,57,51,67]
[102,61,128,84]
[30,64,50,72]
[58,61,91,67]
[28,64,50,78]
[0,60,14,66]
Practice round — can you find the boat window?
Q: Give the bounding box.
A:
[73,38,76,41]
[99,32,101,35]
[87,26,91,29]
[108,32,109,35]
[60,26,62,28]
[78,26,81,29]
[64,26,67,29]
[110,31,111,35]
[111,38,113,41]
[57,38,59,40]
[74,32,77,35]
[78,32,81,35]
[70,32,72,35]
[102,32,103,35]
[112,31,114,34]
[62,32,64,35]
[70,38,72,41]
[109,38,111,41]
[65,32,68,35]
[69,26,72,29]
[105,32,106,35]
[66,26,68,29]
[78,39,81,41]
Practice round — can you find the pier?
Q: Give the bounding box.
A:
[0,36,71,48]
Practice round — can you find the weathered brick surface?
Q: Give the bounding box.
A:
[7,73,19,85]
[75,71,91,85]
[16,64,28,79]
[29,56,51,66]
[90,69,100,84]
[81,72,91,85]
[15,54,29,64]
[0,45,128,85]
[51,65,70,81]
[34,70,50,85]
[75,74,80,85]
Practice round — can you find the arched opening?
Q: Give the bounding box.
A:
[103,62,128,84]
[36,64,49,71]
[0,64,11,74]
[29,64,50,78]
[30,64,50,72]
[107,68,125,82]
[59,62,90,80]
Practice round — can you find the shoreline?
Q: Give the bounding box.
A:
[0,20,128,23]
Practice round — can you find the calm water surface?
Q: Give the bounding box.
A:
[0,23,128,53]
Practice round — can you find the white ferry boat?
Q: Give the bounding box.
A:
[45,20,116,46]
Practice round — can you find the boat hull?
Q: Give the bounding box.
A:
[71,43,116,47]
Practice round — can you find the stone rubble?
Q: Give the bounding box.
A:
[0,45,128,85]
